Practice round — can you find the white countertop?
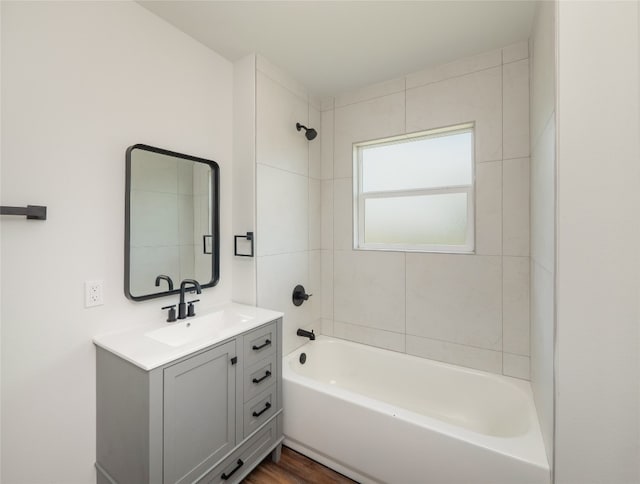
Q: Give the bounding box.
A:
[93,302,283,371]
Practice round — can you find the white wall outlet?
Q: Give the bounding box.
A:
[85,280,104,308]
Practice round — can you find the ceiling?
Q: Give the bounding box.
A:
[139,1,536,97]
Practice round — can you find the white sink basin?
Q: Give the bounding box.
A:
[145,310,255,347]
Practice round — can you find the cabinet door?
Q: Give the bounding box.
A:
[163,340,236,484]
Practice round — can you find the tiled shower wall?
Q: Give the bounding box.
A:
[320,43,531,378]
[253,57,323,356]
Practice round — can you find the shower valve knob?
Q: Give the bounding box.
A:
[292,285,312,306]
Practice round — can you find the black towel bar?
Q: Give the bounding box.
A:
[0,205,47,220]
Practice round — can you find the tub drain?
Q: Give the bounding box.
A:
[299,352,307,364]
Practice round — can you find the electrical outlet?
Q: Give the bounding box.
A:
[85,280,104,308]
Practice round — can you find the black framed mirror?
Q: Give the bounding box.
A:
[125,144,220,301]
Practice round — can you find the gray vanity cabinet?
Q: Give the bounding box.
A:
[95,318,283,484]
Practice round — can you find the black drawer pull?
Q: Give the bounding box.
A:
[252,401,272,417]
[221,459,244,480]
[252,339,271,351]
[252,370,272,384]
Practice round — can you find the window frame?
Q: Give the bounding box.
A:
[353,123,475,253]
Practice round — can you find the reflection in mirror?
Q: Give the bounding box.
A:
[125,144,219,301]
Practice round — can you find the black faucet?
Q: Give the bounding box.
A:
[155,274,174,291]
[178,279,201,320]
[296,328,315,341]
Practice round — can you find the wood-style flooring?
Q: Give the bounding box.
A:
[242,446,357,484]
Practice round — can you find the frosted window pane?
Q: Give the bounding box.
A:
[362,131,472,192]
[364,193,467,245]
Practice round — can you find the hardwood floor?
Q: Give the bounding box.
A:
[242,446,357,484]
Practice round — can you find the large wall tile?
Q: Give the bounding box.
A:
[335,77,405,108]
[406,253,502,350]
[502,41,529,64]
[256,164,308,256]
[130,190,178,247]
[257,252,309,355]
[308,250,322,322]
[503,157,530,256]
[475,161,502,255]
[503,353,530,380]
[321,180,333,250]
[406,335,502,374]
[308,178,321,250]
[333,250,405,332]
[531,115,555,273]
[333,178,353,250]
[503,59,530,159]
[406,49,502,89]
[256,55,307,101]
[321,318,334,336]
[503,256,530,356]
[321,249,333,319]
[256,71,309,176]
[309,105,321,179]
[333,92,405,178]
[406,67,502,163]
[320,109,334,179]
[333,320,405,352]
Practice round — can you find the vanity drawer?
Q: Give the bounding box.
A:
[198,419,278,484]
[244,353,277,403]
[243,322,276,368]
[243,385,277,439]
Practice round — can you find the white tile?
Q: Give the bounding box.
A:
[308,95,322,112]
[335,77,405,108]
[503,353,530,380]
[256,55,308,101]
[503,256,530,356]
[320,109,334,180]
[179,245,195,282]
[320,96,334,111]
[503,59,530,159]
[531,116,555,273]
[308,250,322,322]
[129,246,180,297]
[333,321,405,353]
[130,149,177,193]
[406,49,502,89]
[476,161,502,256]
[502,41,529,64]
[406,67,502,163]
[333,178,353,250]
[334,92,405,179]
[256,71,309,176]
[177,162,194,195]
[530,0,556,147]
[321,180,333,250]
[333,250,405,332]
[503,157,530,256]
[178,194,194,245]
[321,250,333,320]
[321,318,334,336]
[406,253,502,350]
[308,178,321,250]
[130,190,178,247]
[256,252,310,356]
[309,105,321,179]
[406,335,502,374]
[256,164,308,256]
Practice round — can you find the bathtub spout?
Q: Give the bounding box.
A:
[297,328,316,340]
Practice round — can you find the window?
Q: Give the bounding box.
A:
[353,123,474,253]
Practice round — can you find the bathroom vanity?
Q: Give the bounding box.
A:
[94,303,283,484]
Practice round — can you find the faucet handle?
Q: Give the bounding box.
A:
[161,304,177,323]
[187,299,200,317]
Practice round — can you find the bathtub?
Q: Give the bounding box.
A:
[283,336,550,484]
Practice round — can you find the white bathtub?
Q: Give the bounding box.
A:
[283,337,550,484]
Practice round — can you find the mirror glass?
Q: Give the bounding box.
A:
[125,144,219,301]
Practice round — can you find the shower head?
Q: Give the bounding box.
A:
[296,122,318,141]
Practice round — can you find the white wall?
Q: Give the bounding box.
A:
[555,1,640,483]
[529,0,556,469]
[320,44,532,378]
[253,57,322,356]
[0,2,233,483]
